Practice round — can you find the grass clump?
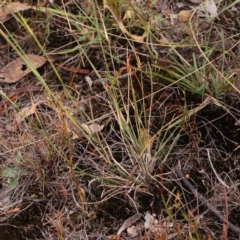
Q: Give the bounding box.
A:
[0,0,240,239]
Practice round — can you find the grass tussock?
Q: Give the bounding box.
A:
[0,0,240,239]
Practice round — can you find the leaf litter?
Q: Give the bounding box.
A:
[0,54,47,83]
[0,2,32,22]
[2,1,240,240]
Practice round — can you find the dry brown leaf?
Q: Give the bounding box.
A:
[0,55,47,83]
[5,101,44,132]
[0,2,32,22]
[66,119,104,139]
[65,119,82,139]
[117,213,142,236]
[81,123,104,135]
[14,101,43,123]
[15,105,36,123]
[4,2,32,13]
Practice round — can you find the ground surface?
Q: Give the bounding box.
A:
[0,0,240,239]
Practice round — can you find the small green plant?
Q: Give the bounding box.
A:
[153,55,232,99]
[1,152,28,189]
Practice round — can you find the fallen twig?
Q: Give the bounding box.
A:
[0,86,42,113]
[173,166,240,235]
[107,213,142,240]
